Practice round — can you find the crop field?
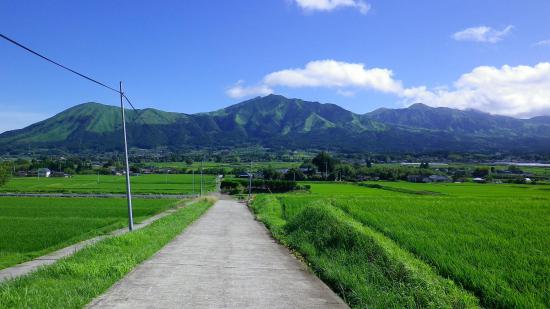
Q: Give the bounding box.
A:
[0,174,217,195]
[0,197,180,270]
[251,182,550,308]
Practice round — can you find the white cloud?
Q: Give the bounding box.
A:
[452,25,513,43]
[264,60,403,93]
[0,111,50,133]
[227,60,550,118]
[534,39,550,47]
[226,80,273,99]
[403,63,550,118]
[337,89,356,97]
[293,0,371,14]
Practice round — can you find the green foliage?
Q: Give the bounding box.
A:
[221,179,305,194]
[0,199,213,308]
[472,167,490,178]
[312,151,338,175]
[252,182,550,308]
[0,174,216,195]
[283,167,305,181]
[251,195,478,308]
[0,197,179,269]
[0,163,11,187]
[260,165,283,180]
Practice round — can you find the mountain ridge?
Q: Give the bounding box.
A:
[1,94,550,154]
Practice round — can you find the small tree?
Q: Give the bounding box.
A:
[261,166,282,180]
[312,152,338,177]
[0,163,12,187]
[284,167,305,181]
[473,167,490,178]
[185,158,194,166]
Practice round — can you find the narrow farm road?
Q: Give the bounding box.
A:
[87,198,348,308]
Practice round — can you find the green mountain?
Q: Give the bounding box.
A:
[365,103,550,137]
[1,94,550,154]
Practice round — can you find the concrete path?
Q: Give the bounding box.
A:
[0,204,185,283]
[87,199,348,309]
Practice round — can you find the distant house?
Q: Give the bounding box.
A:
[428,175,451,183]
[472,177,486,183]
[51,171,71,178]
[237,172,253,178]
[524,178,532,183]
[37,168,51,178]
[407,175,429,183]
[17,171,28,177]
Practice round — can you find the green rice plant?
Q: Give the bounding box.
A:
[0,174,217,195]
[0,197,179,269]
[0,198,213,309]
[334,196,550,308]
[251,181,550,308]
[250,196,478,308]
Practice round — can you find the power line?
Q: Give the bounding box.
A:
[0,33,138,112]
[0,33,121,94]
[1,32,139,232]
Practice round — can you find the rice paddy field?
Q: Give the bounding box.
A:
[251,182,550,308]
[0,197,180,270]
[0,174,217,195]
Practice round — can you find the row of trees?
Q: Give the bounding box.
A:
[249,152,442,182]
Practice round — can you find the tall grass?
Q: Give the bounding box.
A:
[255,181,550,308]
[251,195,478,308]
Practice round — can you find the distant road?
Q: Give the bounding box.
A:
[0,193,197,199]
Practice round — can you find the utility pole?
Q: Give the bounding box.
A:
[97,171,100,184]
[325,161,328,180]
[200,160,204,196]
[192,169,195,195]
[120,81,134,231]
[248,161,252,200]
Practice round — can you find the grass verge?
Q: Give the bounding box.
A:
[250,195,479,308]
[0,197,215,309]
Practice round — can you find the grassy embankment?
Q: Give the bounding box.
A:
[0,197,214,308]
[0,197,180,270]
[0,174,217,195]
[251,182,550,308]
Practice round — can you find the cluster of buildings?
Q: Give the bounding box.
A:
[17,168,71,178]
[406,174,452,183]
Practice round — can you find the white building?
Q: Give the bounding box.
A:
[37,168,51,178]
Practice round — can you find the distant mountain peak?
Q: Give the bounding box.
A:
[408,103,431,110]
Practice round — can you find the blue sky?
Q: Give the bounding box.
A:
[1,0,549,132]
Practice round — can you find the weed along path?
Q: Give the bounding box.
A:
[87,198,348,308]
